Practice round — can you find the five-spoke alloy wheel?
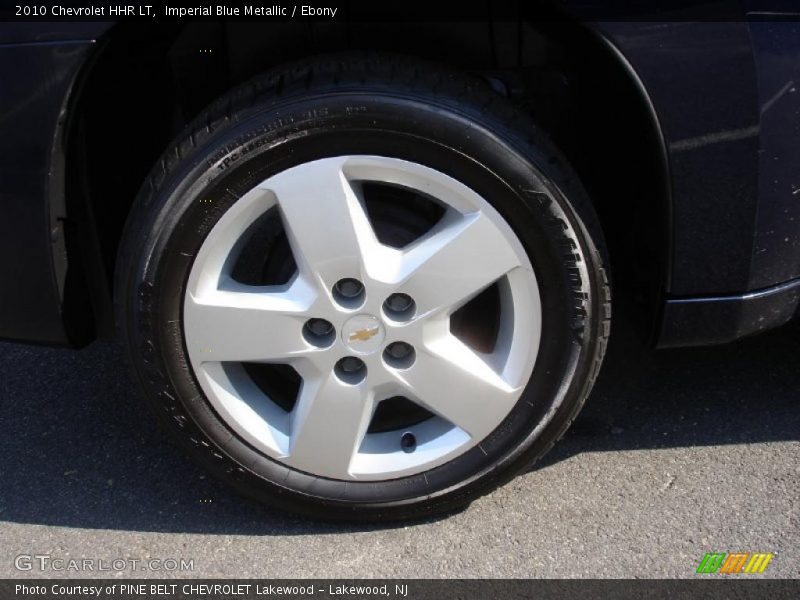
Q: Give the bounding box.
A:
[117,55,610,521]
[183,156,541,481]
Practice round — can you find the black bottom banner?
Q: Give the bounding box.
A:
[2,579,799,600]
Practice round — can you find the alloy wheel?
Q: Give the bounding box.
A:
[183,155,542,481]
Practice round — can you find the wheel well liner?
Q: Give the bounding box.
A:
[63,18,670,342]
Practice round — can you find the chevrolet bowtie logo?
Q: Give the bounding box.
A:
[348,327,380,342]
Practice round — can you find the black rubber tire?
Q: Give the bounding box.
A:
[116,53,611,522]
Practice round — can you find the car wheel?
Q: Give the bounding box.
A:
[116,54,610,521]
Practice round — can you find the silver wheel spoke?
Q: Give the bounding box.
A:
[397,212,524,316]
[395,333,519,439]
[261,157,376,291]
[185,285,312,364]
[285,373,374,477]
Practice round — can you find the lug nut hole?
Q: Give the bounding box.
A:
[303,318,335,347]
[333,278,366,309]
[335,356,367,384]
[383,293,416,321]
[383,342,416,369]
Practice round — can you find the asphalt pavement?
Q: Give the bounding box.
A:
[0,314,797,578]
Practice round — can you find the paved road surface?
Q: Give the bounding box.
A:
[0,316,797,578]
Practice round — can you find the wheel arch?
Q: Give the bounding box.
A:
[62,18,671,342]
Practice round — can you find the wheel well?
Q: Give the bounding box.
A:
[66,18,669,339]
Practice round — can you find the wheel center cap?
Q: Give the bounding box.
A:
[342,314,385,354]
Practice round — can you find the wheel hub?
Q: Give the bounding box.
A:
[341,314,385,354]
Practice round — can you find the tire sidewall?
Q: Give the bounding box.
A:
[120,89,604,518]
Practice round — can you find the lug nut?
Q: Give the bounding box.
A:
[383,293,416,320]
[303,318,335,347]
[386,341,413,359]
[383,342,416,369]
[335,356,367,384]
[339,356,363,372]
[334,278,364,299]
[306,318,333,337]
[386,293,413,312]
[333,278,366,308]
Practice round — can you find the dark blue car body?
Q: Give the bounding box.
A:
[2,2,800,349]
